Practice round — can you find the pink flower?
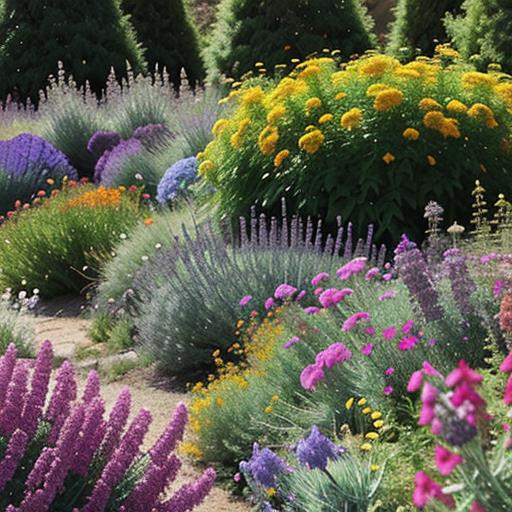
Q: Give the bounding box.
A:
[304,307,320,315]
[0,429,28,491]
[361,343,373,356]
[296,290,306,301]
[500,353,512,373]
[233,472,241,483]
[342,311,370,332]
[82,369,100,404]
[470,502,486,512]
[451,383,485,410]
[365,267,380,280]
[493,279,505,298]
[264,297,274,310]
[274,283,297,300]
[318,288,353,308]
[398,335,419,351]
[336,257,367,280]
[311,272,329,286]
[413,471,455,509]
[383,326,397,340]
[239,295,252,306]
[418,383,439,426]
[504,375,512,406]
[422,361,441,377]
[300,364,325,390]
[385,367,395,376]
[283,336,301,349]
[383,386,394,396]
[314,287,324,296]
[315,343,352,369]
[445,361,483,388]
[402,320,414,334]
[435,445,463,476]
[365,326,376,336]
[383,272,393,281]
[407,370,424,393]
[379,290,397,301]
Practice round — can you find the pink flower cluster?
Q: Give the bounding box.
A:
[336,257,367,280]
[0,342,215,511]
[318,288,353,309]
[300,343,352,390]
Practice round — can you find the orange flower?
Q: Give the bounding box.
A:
[65,186,122,209]
[427,155,437,166]
[144,218,155,226]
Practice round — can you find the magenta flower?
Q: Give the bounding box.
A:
[505,376,512,406]
[398,335,419,351]
[336,257,367,280]
[365,326,376,336]
[379,290,397,301]
[361,343,373,356]
[493,279,505,298]
[150,403,188,466]
[470,502,486,512]
[274,283,297,300]
[342,311,370,332]
[413,471,455,509]
[239,295,252,306]
[82,369,100,404]
[0,344,17,411]
[315,343,352,368]
[500,353,512,373]
[418,383,439,426]
[314,287,324,296]
[283,336,301,349]
[365,267,380,280]
[311,272,329,286]
[318,288,353,308]
[0,428,28,491]
[382,273,393,281]
[383,326,397,340]
[385,367,395,376]
[296,290,306,301]
[233,472,241,482]
[304,306,320,315]
[402,320,414,334]
[407,370,424,393]
[422,361,441,377]
[445,361,483,388]
[383,386,394,396]
[300,364,325,391]
[435,445,463,476]
[264,297,274,310]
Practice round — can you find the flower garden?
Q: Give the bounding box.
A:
[0,0,512,511]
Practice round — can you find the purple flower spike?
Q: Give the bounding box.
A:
[239,295,253,307]
[296,425,345,470]
[0,428,28,491]
[283,336,301,349]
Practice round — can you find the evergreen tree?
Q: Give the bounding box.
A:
[0,0,145,104]
[205,0,376,82]
[122,0,205,90]
[446,0,512,73]
[387,0,463,59]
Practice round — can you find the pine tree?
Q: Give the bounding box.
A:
[121,0,205,90]
[387,0,463,59]
[0,0,145,104]
[446,0,512,73]
[205,0,376,82]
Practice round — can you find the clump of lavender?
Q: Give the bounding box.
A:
[394,235,444,322]
[156,157,198,205]
[132,123,172,149]
[87,131,122,162]
[0,342,215,511]
[96,137,143,186]
[443,248,477,317]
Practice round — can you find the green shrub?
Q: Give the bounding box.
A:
[0,184,142,297]
[121,0,205,90]
[0,301,33,358]
[200,53,512,243]
[205,0,376,82]
[387,0,463,60]
[0,0,145,105]
[446,0,512,73]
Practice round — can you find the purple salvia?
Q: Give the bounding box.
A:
[25,447,55,490]
[0,343,17,410]
[123,455,181,512]
[0,428,29,491]
[377,244,387,268]
[281,198,289,248]
[269,216,278,249]
[83,408,152,512]
[101,386,132,459]
[394,238,444,322]
[239,216,249,248]
[443,248,477,317]
[324,234,334,255]
[72,397,106,476]
[46,361,77,445]
[334,218,344,256]
[250,206,257,248]
[314,219,323,253]
[159,467,216,512]
[290,215,298,249]
[22,340,53,436]
[149,402,188,466]
[259,213,268,248]
[304,216,313,249]
[354,238,364,257]
[82,370,101,404]
[343,222,353,259]
[364,224,374,259]
[370,244,378,264]
[0,361,29,437]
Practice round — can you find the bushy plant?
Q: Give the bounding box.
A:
[200,53,512,242]
[0,300,33,358]
[0,341,215,511]
[387,0,463,60]
[0,0,145,104]
[205,0,376,82]
[156,157,198,205]
[121,0,205,90]
[0,133,77,215]
[0,184,143,297]
[446,0,512,74]
[135,208,380,375]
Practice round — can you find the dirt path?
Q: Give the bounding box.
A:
[33,308,250,512]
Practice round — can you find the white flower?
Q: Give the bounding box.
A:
[447,221,465,235]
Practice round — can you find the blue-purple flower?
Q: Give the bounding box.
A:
[295,426,345,470]
[156,157,198,205]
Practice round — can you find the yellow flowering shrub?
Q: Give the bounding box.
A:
[199,51,512,242]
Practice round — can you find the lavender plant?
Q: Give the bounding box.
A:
[0,341,215,511]
[0,298,33,358]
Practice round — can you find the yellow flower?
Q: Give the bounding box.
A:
[373,420,384,429]
[345,397,354,410]
[270,77,309,101]
[403,128,420,140]
[266,488,277,498]
[419,98,443,111]
[230,118,251,149]
[255,61,264,67]
[271,395,279,402]
[46,178,55,186]
[423,110,460,138]
[435,44,461,60]
[382,152,395,165]
[241,86,265,106]
[335,91,347,101]
[462,71,498,88]
[264,405,273,414]
[319,113,334,124]
[212,119,229,136]
[495,83,512,104]
[298,129,325,154]
[196,151,205,160]
[394,68,421,79]
[274,149,290,168]
[179,442,203,459]
[198,160,214,176]
[467,103,499,128]
[258,126,279,156]
[216,397,225,407]
[370,464,380,472]
[267,105,287,124]
[427,155,437,166]
[340,108,363,130]
[446,100,468,114]
[370,411,382,420]
[360,443,373,451]
[359,55,399,77]
[362,407,372,414]
[366,83,389,96]
[440,118,461,138]
[298,65,322,79]
[374,88,404,112]
[365,432,379,440]
[306,97,322,110]
[357,398,367,406]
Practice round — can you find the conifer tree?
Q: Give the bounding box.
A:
[388,0,463,59]
[122,0,205,90]
[205,0,376,82]
[446,0,512,73]
[0,0,145,104]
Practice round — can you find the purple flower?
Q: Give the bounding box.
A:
[296,426,344,470]
[304,306,320,315]
[336,257,367,280]
[156,157,198,205]
[101,386,132,459]
[402,320,415,334]
[274,283,297,300]
[96,138,143,185]
[365,267,380,280]
[361,343,374,356]
[0,428,28,491]
[365,326,376,336]
[240,443,288,488]
[493,279,505,298]
[398,335,420,351]
[383,326,397,340]
[283,336,301,349]
[264,297,274,310]
[443,248,477,317]
[384,386,394,396]
[318,288,353,308]
[0,361,29,437]
[342,311,370,332]
[239,295,252,307]
[311,272,329,286]
[315,343,352,368]
[300,364,325,390]
[379,290,397,301]
[385,367,395,376]
[0,344,17,411]
[87,131,121,161]
[296,290,306,301]
[132,124,171,149]
[82,369,101,404]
